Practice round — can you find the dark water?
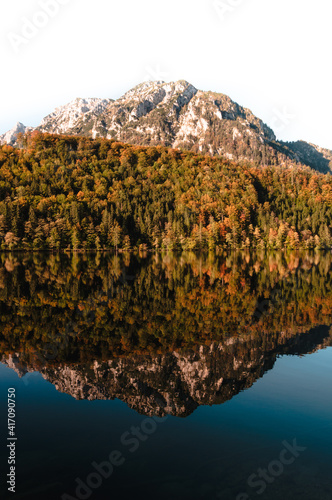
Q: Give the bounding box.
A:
[0,252,331,500]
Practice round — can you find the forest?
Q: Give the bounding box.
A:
[1,132,332,250]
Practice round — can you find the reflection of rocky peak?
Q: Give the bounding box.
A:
[43,343,274,417]
[2,326,332,417]
[3,353,31,377]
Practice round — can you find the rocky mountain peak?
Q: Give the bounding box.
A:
[121,80,195,99]
[0,121,31,146]
[39,97,113,135]
[116,80,198,121]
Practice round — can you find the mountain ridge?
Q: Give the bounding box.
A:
[1,80,332,173]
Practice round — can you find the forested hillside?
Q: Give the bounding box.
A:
[1,132,332,251]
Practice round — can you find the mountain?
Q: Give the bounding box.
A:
[1,80,331,173]
[284,140,332,173]
[39,97,113,136]
[0,122,32,145]
[2,326,331,417]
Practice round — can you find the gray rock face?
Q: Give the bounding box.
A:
[39,97,113,138]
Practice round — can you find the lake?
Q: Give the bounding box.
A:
[0,252,331,499]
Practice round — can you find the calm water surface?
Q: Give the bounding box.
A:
[0,252,331,499]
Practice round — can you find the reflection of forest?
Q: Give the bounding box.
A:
[1,251,332,364]
[1,252,332,416]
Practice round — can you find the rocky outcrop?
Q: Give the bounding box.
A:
[0,122,32,146]
[39,97,113,137]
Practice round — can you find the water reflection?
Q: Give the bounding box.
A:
[3,325,331,418]
[1,251,332,416]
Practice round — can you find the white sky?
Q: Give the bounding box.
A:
[0,0,331,149]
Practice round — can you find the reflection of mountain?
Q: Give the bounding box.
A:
[3,326,331,417]
[2,252,332,416]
